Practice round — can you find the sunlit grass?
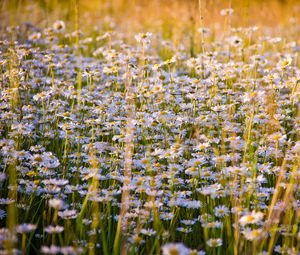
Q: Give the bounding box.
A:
[0,0,300,254]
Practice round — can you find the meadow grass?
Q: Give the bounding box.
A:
[0,0,300,254]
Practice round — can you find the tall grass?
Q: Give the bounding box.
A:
[0,0,300,254]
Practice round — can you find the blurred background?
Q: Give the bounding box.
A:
[1,0,300,42]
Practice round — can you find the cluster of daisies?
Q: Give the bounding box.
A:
[0,18,300,255]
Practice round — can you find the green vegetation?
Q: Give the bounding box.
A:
[0,0,300,254]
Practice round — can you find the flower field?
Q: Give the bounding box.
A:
[0,0,300,254]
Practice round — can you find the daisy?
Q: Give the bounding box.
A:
[58,209,78,220]
[214,205,230,218]
[206,238,223,247]
[239,211,264,226]
[53,20,65,33]
[49,198,64,210]
[242,228,266,241]
[16,223,37,234]
[44,225,64,234]
[220,8,234,16]
[162,243,190,255]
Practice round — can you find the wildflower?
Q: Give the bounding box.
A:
[185,167,199,177]
[176,227,192,233]
[58,209,78,220]
[129,234,145,244]
[45,225,64,234]
[29,32,41,41]
[181,219,197,226]
[61,246,83,254]
[242,228,265,241]
[144,200,163,209]
[41,153,60,168]
[53,20,65,33]
[202,221,223,229]
[200,184,223,198]
[160,212,174,221]
[194,142,210,151]
[140,228,156,236]
[49,198,64,210]
[239,211,264,226]
[214,205,230,218]
[0,209,6,219]
[278,57,292,69]
[96,32,111,41]
[0,173,6,182]
[135,32,152,44]
[189,250,206,255]
[231,206,245,215]
[16,223,37,234]
[152,84,165,94]
[198,27,210,36]
[220,8,234,16]
[228,36,243,47]
[41,245,61,254]
[0,198,15,205]
[162,243,190,255]
[206,238,223,247]
[48,179,69,186]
